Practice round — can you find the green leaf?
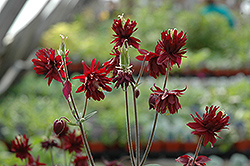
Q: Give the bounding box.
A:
[83,110,97,121]
[68,122,78,126]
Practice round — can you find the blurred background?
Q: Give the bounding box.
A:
[0,0,250,165]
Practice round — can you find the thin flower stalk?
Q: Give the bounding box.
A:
[63,149,67,166]
[139,113,159,166]
[59,77,95,166]
[54,66,78,120]
[132,86,140,166]
[140,61,170,165]
[65,77,95,166]
[191,135,204,166]
[49,147,55,166]
[125,89,136,166]
[163,61,170,89]
[78,122,96,166]
[54,49,95,166]
[61,55,80,120]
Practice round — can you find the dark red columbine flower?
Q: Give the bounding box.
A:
[73,155,89,166]
[149,84,186,114]
[176,155,211,166]
[157,29,187,68]
[63,130,83,154]
[32,48,71,86]
[111,17,140,49]
[103,49,120,77]
[72,59,112,101]
[187,105,230,147]
[112,70,135,89]
[136,46,167,79]
[11,134,32,161]
[41,138,58,150]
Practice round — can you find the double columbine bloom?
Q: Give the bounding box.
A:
[136,46,167,79]
[11,135,46,165]
[187,105,230,147]
[176,105,230,166]
[111,16,140,49]
[103,48,120,77]
[136,29,187,78]
[32,48,71,86]
[11,135,32,161]
[175,155,211,166]
[63,130,83,153]
[149,84,187,114]
[72,59,112,101]
[157,29,187,68]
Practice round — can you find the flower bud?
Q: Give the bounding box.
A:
[58,34,68,58]
[148,94,157,110]
[53,119,65,135]
[135,88,140,98]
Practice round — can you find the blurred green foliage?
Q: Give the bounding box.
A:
[41,2,250,69]
[2,71,250,164]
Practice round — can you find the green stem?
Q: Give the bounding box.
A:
[140,62,170,165]
[191,135,204,166]
[69,93,80,119]
[163,61,170,89]
[135,56,146,87]
[50,147,55,166]
[59,54,95,165]
[69,153,74,166]
[82,97,88,118]
[125,89,136,166]
[63,149,67,166]
[55,66,78,120]
[25,158,28,165]
[139,113,159,166]
[132,86,140,166]
[78,122,95,166]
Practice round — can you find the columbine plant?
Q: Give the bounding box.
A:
[8,14,230,166]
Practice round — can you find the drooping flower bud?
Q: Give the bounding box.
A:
[135,88,140,98]
[53,119,65,135]
[148,94,157,110]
